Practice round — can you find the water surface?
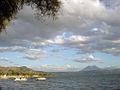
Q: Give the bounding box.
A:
[0,72,120,90]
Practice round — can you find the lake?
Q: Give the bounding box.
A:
[0,72,120,90]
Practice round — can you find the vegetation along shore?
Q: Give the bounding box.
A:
[0,66,56,79]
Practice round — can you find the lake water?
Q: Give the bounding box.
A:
[0,72,120,90]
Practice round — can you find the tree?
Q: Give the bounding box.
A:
[0,0,61,32]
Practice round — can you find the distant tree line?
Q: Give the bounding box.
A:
[0,66,51,77]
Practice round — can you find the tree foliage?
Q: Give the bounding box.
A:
[0,0,61,32]
[0,66,52,77]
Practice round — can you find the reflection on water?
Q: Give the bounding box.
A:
[0,72,120,90]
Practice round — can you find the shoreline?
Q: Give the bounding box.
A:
[0,74,57,79]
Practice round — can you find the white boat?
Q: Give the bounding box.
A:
[14,77,27,81]
[36,77,46,81]
[1,75,8,79]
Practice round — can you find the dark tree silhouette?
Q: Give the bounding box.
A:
[0,0,61,32]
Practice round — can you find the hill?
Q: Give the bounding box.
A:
[0,66,54,77]
[81,65,101,71]
[80,65,120,75]
[0,66,33,72]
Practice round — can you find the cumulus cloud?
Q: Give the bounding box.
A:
[23,49,46,60]
[31,64,78,72]
[0,46,26,52]
[0,46,46,60]
[0,0,120,60]
[51,49,60,53]
[0,57,9,62]
[73,55,101,63]
[0,57,15,65]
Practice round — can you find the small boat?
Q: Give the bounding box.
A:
[14,77,27,81]
[1,75,8,79]
[36,77,46,81]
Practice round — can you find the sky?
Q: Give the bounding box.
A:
[0,0,120,72]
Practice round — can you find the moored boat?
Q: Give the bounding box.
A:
[0,75,8,79]
[14,77,27,81]
[36,77,46,81]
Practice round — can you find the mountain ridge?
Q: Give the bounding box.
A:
[81,65,101,71]
[79,65,120,75]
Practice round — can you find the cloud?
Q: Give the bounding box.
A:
[51,49,60,53]
[0,57,15,65]
[0,57,9,62]
[0,46,46,60]
[0,46,26,52]
[101,0,120,9]
[23,49,46,60]
[0,0,120,59]
[73,55,101,63]
[31,64,78,72]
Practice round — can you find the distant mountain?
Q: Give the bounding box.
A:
[80,65,120,75]
[81,65,101,72]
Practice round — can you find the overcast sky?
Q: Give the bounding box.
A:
[0,0,120,72]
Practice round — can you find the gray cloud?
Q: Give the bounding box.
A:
[0,57,15,65]
[23,49,46,60]
[0,0,120,60]
[31,64,78,72]
[73,55,101,63]
[0,46,46,60]
[0,57,9,62]
[51,49,60,53]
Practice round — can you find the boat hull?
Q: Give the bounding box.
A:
[14,78,27,81]
[36,77,46,81]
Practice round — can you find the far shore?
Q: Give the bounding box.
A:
[0,74,57,79]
